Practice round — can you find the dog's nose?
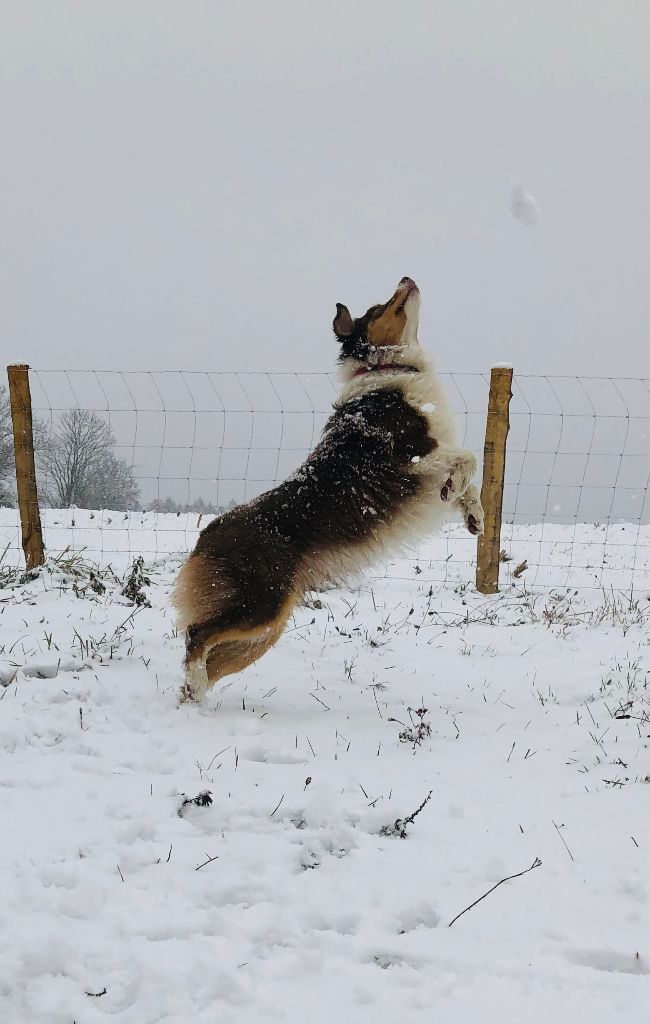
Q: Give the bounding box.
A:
[400,276,416,287]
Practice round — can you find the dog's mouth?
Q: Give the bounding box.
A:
[393,277,419,314]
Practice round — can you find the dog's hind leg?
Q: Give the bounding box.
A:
[180,657,210,703]
[179,596,296,703]
[205,634,278,686]
[179,617,253,703]
[179,620,215,703]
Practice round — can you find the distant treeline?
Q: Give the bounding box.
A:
[146,497,237,515]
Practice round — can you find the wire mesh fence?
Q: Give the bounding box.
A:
[1,369,649,590]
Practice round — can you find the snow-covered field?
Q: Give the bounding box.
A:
[1,512,649,1022]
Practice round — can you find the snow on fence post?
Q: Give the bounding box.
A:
[476,365,513,594]
[7,363,45,570]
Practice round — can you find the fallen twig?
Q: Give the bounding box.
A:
[195,853,219,871]
[448,856,542,927]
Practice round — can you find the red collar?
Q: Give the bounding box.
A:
[353,364,420,378]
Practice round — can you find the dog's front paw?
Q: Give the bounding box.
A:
[457,483,484,536]
[440,451,477,502]
[466,510,484,536]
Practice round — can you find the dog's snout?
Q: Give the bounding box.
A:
[399,276,414,287]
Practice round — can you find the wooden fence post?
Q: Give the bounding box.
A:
[7,364,45,570]
[476,366,513,594]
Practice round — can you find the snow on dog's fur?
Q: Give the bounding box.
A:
[173,277,484,702]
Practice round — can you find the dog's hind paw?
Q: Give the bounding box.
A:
[178,682,199,704]
[178,659,210,704]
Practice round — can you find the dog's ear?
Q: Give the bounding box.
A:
[333,303,355,340]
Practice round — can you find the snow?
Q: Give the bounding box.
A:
[511,184,541,226]
[1,511,649,1022]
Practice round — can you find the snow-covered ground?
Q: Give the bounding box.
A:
[1,513,649,1022]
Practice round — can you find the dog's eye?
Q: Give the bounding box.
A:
[369,306,383,320]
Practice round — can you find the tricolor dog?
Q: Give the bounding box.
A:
[173,277,484,702]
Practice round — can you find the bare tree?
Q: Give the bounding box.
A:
[1,384,50,507]
[40,408,140,510]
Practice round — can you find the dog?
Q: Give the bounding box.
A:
[173,276,484,702]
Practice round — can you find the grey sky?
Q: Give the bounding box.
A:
[2,1,648,376]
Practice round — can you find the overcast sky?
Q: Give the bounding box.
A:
[2,1,648,376]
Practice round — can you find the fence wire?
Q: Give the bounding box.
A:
[1,370,649,591]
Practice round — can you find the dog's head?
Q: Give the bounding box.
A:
[333,277,422,375]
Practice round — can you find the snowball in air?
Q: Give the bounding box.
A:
[511,184,540,226]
